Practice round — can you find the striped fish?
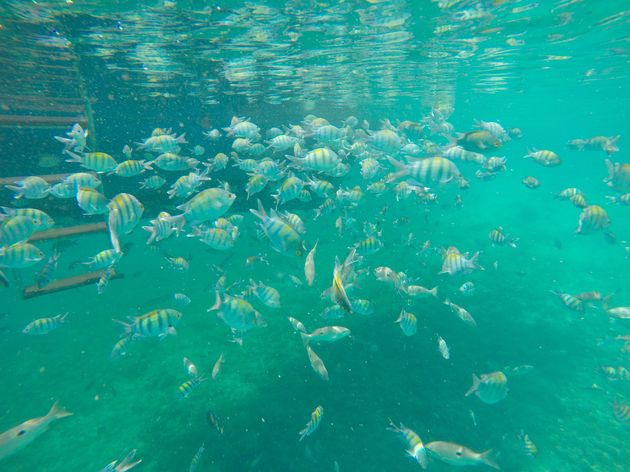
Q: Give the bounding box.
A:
[248,280,281,308]
[524,149,561,166]
[250,200,302,256]
[440,247,482,276]
[36,250,60,289]
[152,152,196,171]
[188,443,205,472]
[107,193,144,253]
[551,291,584,312]
[167,256,189,271]
[246,174,268,200]
[488,227,517,248]
[556,188,583,199]
[177,377,207,400]
[77,187,108,215]
[210,293,267,336]
[172,187,236,229]
[83,249,122,269]
[299,406,323,441]
[97,266,116,295]
[0,242,44,268]
[289,148,340,174]
[387,420,427,469]
[0,215,40,247]
[331,256,353,313]
[113,159,152,177]
[65,151,117,173]
[396,309,417,336]
[570,193,588,208]
[388,156,460,186]
[140,175,166,190]
[350,299,374,316]
[444,299,477,326]
[368,129,403,152]
[64,172,102,193]
[138,132,186,153]
[306,345,329,381]
[110,335,132,359]
[0,207,54,231]
[576,205,610,234]
[606,193,630,205]
[274,175,304,204]
[23,313,68,335]
[354,236,383,255]
[465,371,508,404]
[189,227,234,250]
[142,211,176,245]
[167,170,210,199]
[519,431,538,457]
[113,308,182,340]
[307,178,334,197]
[5,176,51,199]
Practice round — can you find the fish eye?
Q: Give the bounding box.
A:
[17,429,27,436]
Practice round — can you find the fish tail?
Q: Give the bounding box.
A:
[5,184,24,199]
[479,450,500,470]
[385,157,408,182]
[300,331,311,346]
[177,132,187,144]
[64,149,83,164]
[112,318,132,334]
[208,287,222,312]
[465,373,480,397]
[47,401,73,420]
[249,199,267,221]
[141,225,157,245]
[604,159,614,181]
[430,286,438,297]
[470,252,484,270]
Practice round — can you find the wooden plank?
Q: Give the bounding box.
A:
[0,115,86,126]
[29,222,107,242]
[23,269,123,299]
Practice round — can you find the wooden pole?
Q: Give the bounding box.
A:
[23,269,123,299]
[28,222,107,242]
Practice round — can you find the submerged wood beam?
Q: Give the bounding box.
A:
[29,222,107,242]
[23,269,123,299]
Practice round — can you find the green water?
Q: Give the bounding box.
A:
[1,1,629,471]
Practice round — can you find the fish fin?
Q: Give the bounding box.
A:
[431,286,438,296]
[108,209,121,253]
[112,318,132,334]
[208,288,222,312]
[479,450,500,470]
[47,401,73,420]
[465,373,480,397]
[300,332,310,346]
[385,157,409,182]
[249,199,267,221]
[5,185,24,199]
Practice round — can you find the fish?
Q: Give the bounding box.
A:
[189,443,205,472]
[173,293,192,306]
[387,420,427,469]
[396,310,417,336]
[35,250,60,289]
[206,410,224,434]
[0,242,45,268]
[183,357,198,377]
[304,240,318,286]
[0,215,41,247]
[212,352,225,380]
[23,313,68,335]
[299,406,323,441]
[177,376,207,399]
[524,149,561,166]
[426,441,499,469]
[465,371,509,404]
[437,334,450,359]
[301,326,351,345]
[444,299,477,326]
[113,309,182,340]
[0,402,72,460]
[5,176,51,199]
[248,280,281,308]
[100,448,142,472]
[519,431,538,457]
[459,282,476,296]
[331,255,353,313]
[576,205,610,234]
[288,317,307,334]
[107,193,144,253]
[305,345,329,381]
[403,284,437,298]
[440,247,482,276]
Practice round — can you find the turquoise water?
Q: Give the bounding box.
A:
[1,1,629,471]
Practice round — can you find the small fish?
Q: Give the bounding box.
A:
[97,266,116,295]
[183,357,198,377]
[387,419,427,469]
[206,410,225,434]
[465,371,509,405]
[288,317,307,333]
[174,293,191,306]
[189,443,205,472]
[23,313,68,335]
[299,406,323,441]
[396,310,417,336]
[504,365,534,377]
[306,345,329,381]
[177,377,207,400]
[167,256,189,271]
[331,255,353,313]
[403,284,437,298]
[301,326,351,345]
[437,334,450,359]
[519,431,538,457]
[212,352,225,380]
[111,336,132,359]
[304,240,318,286]
[100,448,142,472]
[443,299,477,326]
[36,250,60,289]
[459,281,475,296]
[248,280,281,308]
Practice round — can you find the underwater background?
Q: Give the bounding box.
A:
[0,1,629,471]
